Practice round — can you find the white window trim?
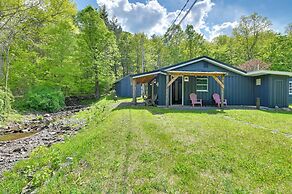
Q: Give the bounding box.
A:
[196,77,208,92]
[289,81,292,95]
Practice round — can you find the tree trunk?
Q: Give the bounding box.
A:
[95,79,100,99]
[5,46,10,92]
[0,47,4,78]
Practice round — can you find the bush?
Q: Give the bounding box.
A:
[0,88,13,116]
[25,86,65,112]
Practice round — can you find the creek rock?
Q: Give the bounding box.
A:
[0,106,87,177]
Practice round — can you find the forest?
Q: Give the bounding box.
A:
[0,0,292,115]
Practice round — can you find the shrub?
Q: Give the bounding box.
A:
[0,88,13,116]
[25,86,65,112]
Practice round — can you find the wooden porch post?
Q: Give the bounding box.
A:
[170,81,173,106]
[151,80,154,101]
[132,79,137,104]
[166,74,169,107]
[182,75,184,106]
[221,75,225,108]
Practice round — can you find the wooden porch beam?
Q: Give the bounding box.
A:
[167,75,179,88]
[166,74,169,107]
[151,80,155,101]
[182,75,184,106]
[221,76,225,108]
[212,76,224,89]
[132,78,137,104]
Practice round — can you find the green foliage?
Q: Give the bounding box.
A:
[24,86,65,112]
[0,88,13,116]
[76,6,119,98]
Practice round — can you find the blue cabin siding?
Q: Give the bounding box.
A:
[288,78,292,105]
[269,75,289,108]
[115,75,141,98]
[157,74,166,106]
[175,61,255,106]
[255,75,270,107]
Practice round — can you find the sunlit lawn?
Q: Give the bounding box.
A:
[1,100,291,193]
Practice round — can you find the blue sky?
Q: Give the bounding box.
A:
[73,0,292,40]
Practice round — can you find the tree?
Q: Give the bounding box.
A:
[285,23,292,35]
[233,13,271,60]
[0,0,76,95]
[76,6,119,99]
[184,25,205,59]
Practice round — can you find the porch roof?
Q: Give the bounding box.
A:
[168,71,228,77]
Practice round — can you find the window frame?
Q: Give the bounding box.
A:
[256,78,261,86]
[196,76,208,92]
[289,81,292,95]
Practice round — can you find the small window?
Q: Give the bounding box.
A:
[289,81,292,95]
[256,78,261,86]
[196,77,208,92]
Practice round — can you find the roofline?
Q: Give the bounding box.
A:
[132,71,167,79]
[165,57,247,76]
[114,74,131,84]
[168,71,228,76]
[247,70,292,77]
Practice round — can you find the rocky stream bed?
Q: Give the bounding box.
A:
[0,106,87,176]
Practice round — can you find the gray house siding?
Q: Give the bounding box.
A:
[288,78,292,105]
[115,75,141,98]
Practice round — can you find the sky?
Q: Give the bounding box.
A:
[73,0,292,40]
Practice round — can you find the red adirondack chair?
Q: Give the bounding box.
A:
[189,93,202,107]
[212,93,227,108]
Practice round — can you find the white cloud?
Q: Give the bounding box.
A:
[205,21,238,41]
[97,0,237,40]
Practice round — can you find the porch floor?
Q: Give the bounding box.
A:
[157,105,273,110]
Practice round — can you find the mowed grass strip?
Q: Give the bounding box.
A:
[0,101,291,193]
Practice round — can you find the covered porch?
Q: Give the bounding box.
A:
[165,71,227,107]
[131,71,228,108]
[131,72,160,105]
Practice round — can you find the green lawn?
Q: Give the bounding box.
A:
[1,99,291,193]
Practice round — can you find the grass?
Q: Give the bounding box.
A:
[0,99,291,193]
[0,111,23,128]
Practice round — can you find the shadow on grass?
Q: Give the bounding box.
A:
[113,102,292,116]
[259,109,292,115]
[113,102,226,115]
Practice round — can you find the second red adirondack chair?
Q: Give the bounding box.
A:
[212,93,227,107]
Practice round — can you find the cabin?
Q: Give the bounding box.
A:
[114,75,141,98]
[116,56,292,108]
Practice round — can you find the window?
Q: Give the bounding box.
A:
[256,78,261,86]
[196,77,208,92]
[289,81,292,95]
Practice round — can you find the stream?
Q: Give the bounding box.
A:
[0,106,87,176]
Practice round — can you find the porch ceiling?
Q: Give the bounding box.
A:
[133,74,156,84]
[168,71,228,77]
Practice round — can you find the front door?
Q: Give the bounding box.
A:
[274,80,285,107]
[172,77,182,104]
